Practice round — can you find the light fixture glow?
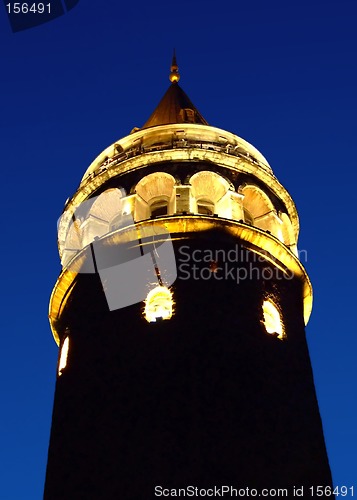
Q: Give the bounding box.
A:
[58,337,70,376]
[262,300,284,340]
[144,286,173,323]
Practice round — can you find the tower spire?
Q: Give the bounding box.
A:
[169,49,180,83]
[141,53,208,129]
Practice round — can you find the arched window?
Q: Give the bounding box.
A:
[190,171,231,218]
[134,172,176,221]
[61,218,82,268]
[197,199,214,215]
[240,185,279,235]
[80,188,125,246]
[144,286,173,322]
[262,300,284,340]
[150,199,169,217]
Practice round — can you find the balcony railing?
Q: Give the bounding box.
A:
[84,139,271,183]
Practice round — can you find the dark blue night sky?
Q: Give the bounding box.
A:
[1,0,356,497]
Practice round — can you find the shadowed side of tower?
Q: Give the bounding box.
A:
[44,56,333,499]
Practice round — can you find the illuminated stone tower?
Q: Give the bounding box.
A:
[45,56,333,498]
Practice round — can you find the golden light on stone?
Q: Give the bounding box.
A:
[50,215,313,344]
[50,57,313,345]
[144,286,173,323]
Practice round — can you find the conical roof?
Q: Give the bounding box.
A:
[141,54,208,129]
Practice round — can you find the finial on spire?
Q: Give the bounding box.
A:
[169,49,180,83]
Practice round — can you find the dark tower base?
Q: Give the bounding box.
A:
[45,230,333,499]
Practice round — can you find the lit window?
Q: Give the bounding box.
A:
[144,286,173,322]
[150,200,168,217]
[197,199,214,215]
[58,337,70,376]
[262,300,284,340]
